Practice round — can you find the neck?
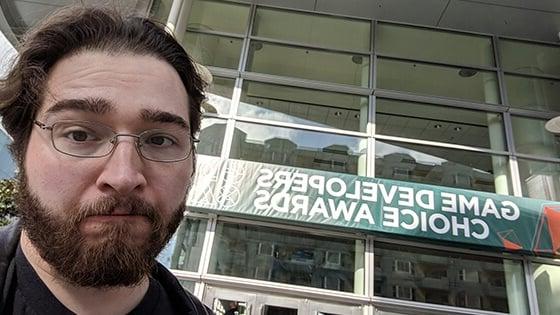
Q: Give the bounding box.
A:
[20,231,149,315]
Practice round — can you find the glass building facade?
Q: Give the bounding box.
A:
[2,0,560,314]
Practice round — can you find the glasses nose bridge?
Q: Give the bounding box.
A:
[109,132,142,150]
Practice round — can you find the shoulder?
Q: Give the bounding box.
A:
[153,262,213,314]
[0,219,21,261]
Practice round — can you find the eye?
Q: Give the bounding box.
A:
[62,128,98,142]
[145,134,177,147]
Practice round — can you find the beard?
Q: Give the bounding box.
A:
[15,171,185,288]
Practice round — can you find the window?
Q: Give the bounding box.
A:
[183,32,243,69]
[505,75,560,112]
[377,58,500,104]
[230,122,367,175]
[533,263,560,315]
[517,158,560,201]
[239,81,368,132]
[198,118,227,157]
[209,222,365,293]
[374,243,528,313]
[246,41,370,87]
[375,140,511,194]
[376,98,506,149]
[376,23,494,67]
[187,0,250,34]
[511,116,560,159]
[158,218,207,272]
[499,39,560,77]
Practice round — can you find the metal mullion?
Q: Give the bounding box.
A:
[184,28,245,39]
[201,0,250,5]
[365,236,375,298]
[376,54,498,72]
[206,66,239,79]
[201,273,370,304]
[508,108,560,119]
[170,270,201,281]
[185,210,211,220]
[514,153,560,164]
[232,115,368,138]
[503,70,560,82]
[374,134,511,156]
[523,257,540,315]
[237,3,256,73]
[202,113,231,121]
[249,35,371,56]
[219,75,244,159]
[367,96,376,178]
[529,255,560,266]
[376,18,495,38]
[371,296,508,315]
[508,156,524,197]
[498,34,560,47]
[371,20,377,90]
[241,72,372,95]
[217,214,366,240]
[198,213,217,275]
[254,2,373,22]
[492,35,508,107]
[373,235,523,261]
[374,89,507,113]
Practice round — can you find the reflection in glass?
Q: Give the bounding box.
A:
[374,243,528,313]
[187,0,250,34]
[203,77,235,115]
[533,263,560,315]
[230,122,367,175]
[213,298,248,315]
[149,0,173,23]
[518,159,560,201]
[511,116,560,159]
[183,32,243,69]
[253,8,370,52]
[376,99,505,149]
[159,218,207,271]
[179,279,196,293]
[246,41,370,87]
[505,75,560,112]
[375,140,511,194]
[198,118,227,156]
[209,222,364,293]
[377,58,500,104]
[376,23,494,67]
[0,132,16,179]
[500,40,560,77]
[239,81,368,132]
[263,305,298,315]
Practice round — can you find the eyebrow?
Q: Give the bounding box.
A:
[45,98,115,116]
[140,109,188,129]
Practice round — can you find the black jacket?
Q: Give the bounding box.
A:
[0,220,213,314]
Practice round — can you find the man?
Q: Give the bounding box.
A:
[0,5,212,314]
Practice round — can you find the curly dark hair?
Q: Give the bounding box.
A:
[0,5,205,165]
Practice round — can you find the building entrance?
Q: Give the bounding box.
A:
[203,286,363,315]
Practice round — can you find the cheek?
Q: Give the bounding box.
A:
[150,165,191,211]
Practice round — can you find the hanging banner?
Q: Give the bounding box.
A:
[187,157,560,257]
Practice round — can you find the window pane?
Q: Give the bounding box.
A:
[500,40,560,77]
[376,23,494,67]
[0,132,16,179]
[253,8,370,52]
[179,279,196,293]
[158,218,207,271]
[204,77,235,115]
[183,32,243,69]
[239,81,368,132]
[149,0,173,23]
[246,41,370,87]
[518,159,560,201]
[198,118,226,156]
[376,99,505,150]
[505,74,560,112]
[375,140,511,194]
[187,0,250,34]
[209,222,365,293]
[534,263,560,315]
[377,58,500,104]
[230,122,367,175]
[374,243,528,313]
[511,116,560,158]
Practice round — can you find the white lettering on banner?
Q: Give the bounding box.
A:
[251,167,525,242]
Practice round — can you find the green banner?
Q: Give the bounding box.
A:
[187,157,560,257]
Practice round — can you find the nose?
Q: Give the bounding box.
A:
[95,138,147,196]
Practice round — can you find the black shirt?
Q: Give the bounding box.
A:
[5,245,175,314]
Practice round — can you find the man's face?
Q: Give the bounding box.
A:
[18,51,193,287]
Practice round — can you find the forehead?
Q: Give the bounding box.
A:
[40,51,190,123]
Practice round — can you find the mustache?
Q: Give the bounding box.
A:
[73,195,159,224]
